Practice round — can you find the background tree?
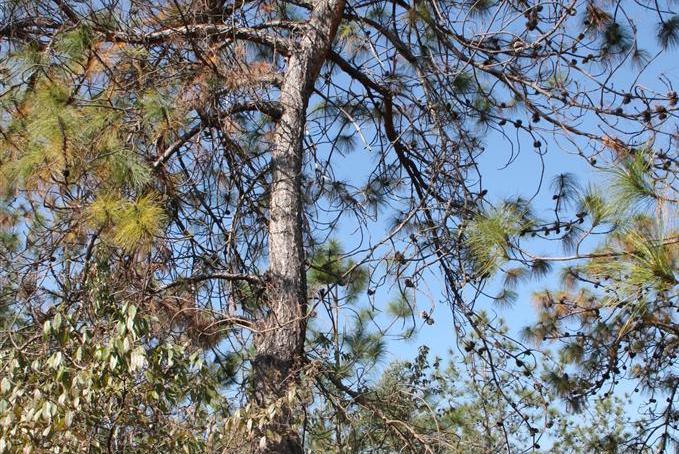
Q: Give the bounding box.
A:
[468,152,677,449]
[526,157,677,450]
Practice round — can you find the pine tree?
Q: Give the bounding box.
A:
[1,0,678,451]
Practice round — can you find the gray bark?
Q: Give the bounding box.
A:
[252,0,345,451]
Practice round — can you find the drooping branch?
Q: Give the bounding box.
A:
[153,272,263,293]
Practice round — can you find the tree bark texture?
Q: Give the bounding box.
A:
[252,0,346,451]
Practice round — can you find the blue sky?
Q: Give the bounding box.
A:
[334,5,679,365]
[302,15,679,446]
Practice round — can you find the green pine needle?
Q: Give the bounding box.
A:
[658,16,679,49]
[609,152,657,215]
[465,208,522,277]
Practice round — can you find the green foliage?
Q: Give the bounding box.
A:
[309,240,346,286]
[609,152,657,214]
[87,194,126,226]
[1,81,74,186]
[113,195,167,252]
[493,288,518,307]
[465,0,497,17]
[55,26,93,61]
[0,272,224,452]
[550,397,633,453]
[465,206,523,277]
[601,22,632,58]
[1,0,676,452]
[308,239,368,301]
[523,158,677,448]
[141,91,174,126]
[344,318,386,366]
[551,173,580,211]
[0,72,148,198]
[139,89,186,135]
[88,194,167,252]
[335,22,370,56]
[658,16,679,49]
[585,217,676,291]
[306,345,632,452]
[108,150,153,189]
[503,267,529,289]
[388,295,414,318]
[451,72,474,93]
[579,186,612,227]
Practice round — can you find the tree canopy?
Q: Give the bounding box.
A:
[0,0,677,452]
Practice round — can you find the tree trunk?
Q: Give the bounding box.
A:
[252,0,345,451]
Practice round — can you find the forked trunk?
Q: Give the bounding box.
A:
[252,0,346,451]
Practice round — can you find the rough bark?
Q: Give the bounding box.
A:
[252,0,346,451]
